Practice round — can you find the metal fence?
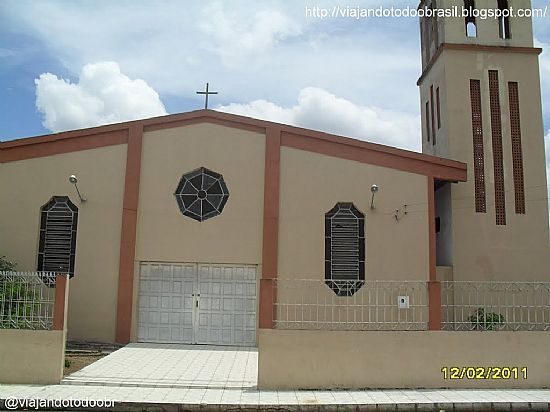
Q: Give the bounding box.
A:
[441,281,550,331]
[274,279,428,331]
[0,271,58,330]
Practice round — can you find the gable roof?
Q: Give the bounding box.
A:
[0,109,466,182]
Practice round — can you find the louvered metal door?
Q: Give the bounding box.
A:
[138,263,257,346]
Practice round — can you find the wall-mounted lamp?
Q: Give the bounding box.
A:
[69,175,87,202]
[370,184,379,209]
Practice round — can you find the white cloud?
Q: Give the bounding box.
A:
[218,87,421,151]
[3,1,422,115]
[199,3,301,67]
[35,62,167,132]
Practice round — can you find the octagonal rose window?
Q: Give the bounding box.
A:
[174,167,229,222]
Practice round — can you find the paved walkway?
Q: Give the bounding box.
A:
[62,343,257,388]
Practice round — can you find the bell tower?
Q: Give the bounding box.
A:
[418,0,550,280]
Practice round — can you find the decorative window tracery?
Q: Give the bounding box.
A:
[174,167,229,222]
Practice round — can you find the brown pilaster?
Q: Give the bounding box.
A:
[428,281,442,331]
[115,124,143,343]
[259,126,281,329]
[427,176,441,330]
[52,274,68,331]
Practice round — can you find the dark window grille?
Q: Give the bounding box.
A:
[430,85,436,145]
[425,101,431,142]
[464,0,477,37]
[497,0,511,39]
[38,196,78,280]
[174,167,229,222]
[325,203,365,297]
[488,70,507,225]
[470,79,487,213]
[436,87,441,129]
[508,82,526,214]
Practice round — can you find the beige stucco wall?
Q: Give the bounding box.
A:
[0,145,127,342]
[278,147,430,281]
[258,328,550,389]
[420,56,450,159]
[420,0,534,64]
[136,123,265,264]
[132,123,265,339]
[444,51,549,281]
[0,329,66,384]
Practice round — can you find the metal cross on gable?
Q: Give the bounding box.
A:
[196,82,218,109]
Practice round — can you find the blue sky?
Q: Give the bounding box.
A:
[0,0,549,158]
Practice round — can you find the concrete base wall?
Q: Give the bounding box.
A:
[258,329,550,389]
[0,329,66,384]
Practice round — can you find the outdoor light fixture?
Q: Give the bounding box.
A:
[370,184,379,209]
[69,175,86,202]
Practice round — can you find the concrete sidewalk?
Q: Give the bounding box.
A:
[1,384,549,411]
[2,344,549,410]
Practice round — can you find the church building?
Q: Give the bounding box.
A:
[0,0,549,389]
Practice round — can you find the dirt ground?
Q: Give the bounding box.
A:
[63,354,105,376]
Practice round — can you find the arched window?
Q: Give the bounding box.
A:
[325,203,365,296]
[464,0,477,37]
[37,196,78,278]
[497,0,511,39]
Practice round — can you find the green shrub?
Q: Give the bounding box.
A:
[468,307,505,331]
[0,255,16,272]
[0,255,40,329]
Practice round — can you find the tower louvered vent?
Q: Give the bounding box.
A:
[38,196,78,279]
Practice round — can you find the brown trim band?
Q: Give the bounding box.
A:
[417,43,542,86]
[144,116,265,135]
[1,109,466,182]
[259,127,281,329]
[115,124,143,343]
[282,132,466,182]
[0,129,127,162]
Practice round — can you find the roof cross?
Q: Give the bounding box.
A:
[196,82,218,109]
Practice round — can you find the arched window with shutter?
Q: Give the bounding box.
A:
[37,196,78,278]
[325,203,365,296]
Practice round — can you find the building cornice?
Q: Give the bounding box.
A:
[417,43,543,86]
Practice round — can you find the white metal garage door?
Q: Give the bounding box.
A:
[138,262,257,346]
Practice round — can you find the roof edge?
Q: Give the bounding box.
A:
[0,109,466,181]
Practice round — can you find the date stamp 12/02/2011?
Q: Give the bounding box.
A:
[441,366,528,380]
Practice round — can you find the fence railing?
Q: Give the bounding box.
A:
[274,279,428,331]
[0,271,58,330]
[441,281,550,331]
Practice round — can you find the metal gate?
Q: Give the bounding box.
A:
[137,262,257,346]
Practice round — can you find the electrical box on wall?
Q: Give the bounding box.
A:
[397,295,410,309]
